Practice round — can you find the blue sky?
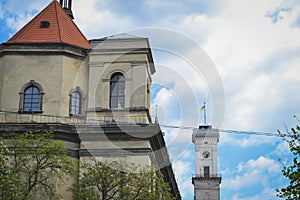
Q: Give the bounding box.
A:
[1,0,300,199]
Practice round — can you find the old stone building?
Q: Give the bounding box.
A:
[0,0,180,199]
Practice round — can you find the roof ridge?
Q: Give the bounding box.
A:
[50,0,90,48]
[57,3,90,46]
[54,0,63,43]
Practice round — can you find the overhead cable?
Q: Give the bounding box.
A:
[160,125,281,137]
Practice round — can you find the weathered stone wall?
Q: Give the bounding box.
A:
[87,38,154,122]
[0,45,88,117]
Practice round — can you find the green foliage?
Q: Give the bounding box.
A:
[277,123,300,200]
[129,165,176,200]
[71,159,175,200]
[0,131,75,200]
[0,141,19,199]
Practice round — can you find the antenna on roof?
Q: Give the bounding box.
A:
[155,105,158,124]
[59,0,74,19]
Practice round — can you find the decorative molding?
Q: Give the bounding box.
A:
[131,60,147,66]
[89,61,104,67]
[0,43,89,60]
[79,148,152,157]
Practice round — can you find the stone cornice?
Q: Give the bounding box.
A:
[0,43,89,60]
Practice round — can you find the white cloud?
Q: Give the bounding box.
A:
[202,0,300,69]
[161,0,300,131]
[105,0,300,138]
[2,0,48,14]
[151,87,182,125]
[224,49,300,130]
[0,0,49,33]
[5,13,36,33]
[73,0,133,38]
[224,170,267,190]
[272,141,289,156]
[232,188,278,200]
[199,1,300,130]
[220,133,278,147]
[239,156,281,173]
[223,156,281,191]
[172,160,194,198]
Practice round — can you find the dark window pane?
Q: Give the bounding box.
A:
[119,97,125,108]
[204,166,210,178]
[70,91,81,115]
[118,85,125,95]
[23,86,41,111]
[110,73,125,108]
[24,104,31,111]
[32,98,39,103]
[110,97,118,108]
[31,106,39,111]
[32,87,39,93]
[25,87,33,94]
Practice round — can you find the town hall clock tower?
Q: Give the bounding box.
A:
[192,125,222,200]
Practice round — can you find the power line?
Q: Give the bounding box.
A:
[216,129,281,137]
[160,124,281,137]
[161,125,195,130]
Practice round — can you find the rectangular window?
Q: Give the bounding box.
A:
[204,166,210,178]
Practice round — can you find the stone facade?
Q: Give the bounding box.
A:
[86,37,154,123]
[0,43,88,116]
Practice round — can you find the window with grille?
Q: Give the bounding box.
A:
[70,91,82,115]
[19,80,44,113]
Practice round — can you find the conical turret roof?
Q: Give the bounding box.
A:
[7,0,90,49]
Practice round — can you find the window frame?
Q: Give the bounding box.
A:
[19,80,44,114]
[69,87,85,117]
[204,166,210,178]
[110,72,125,109]
[70,91,82,116]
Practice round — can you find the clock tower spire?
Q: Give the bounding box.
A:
[192,125,222,200]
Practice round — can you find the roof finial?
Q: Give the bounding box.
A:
[59,0,74,19]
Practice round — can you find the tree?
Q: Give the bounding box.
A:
[0,131,75,200]
[0,141,19,200]
[277,123,300,199]
[71,159,176,200]
[128,165,176,200]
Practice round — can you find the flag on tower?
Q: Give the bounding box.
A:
[200,104,205,112]
[200,102,206,124]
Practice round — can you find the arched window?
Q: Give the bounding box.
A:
[24,86,41,111]
[19,80,44,113]
[69,87,85,116]
[110,73,125,109]
[70,91,82,115]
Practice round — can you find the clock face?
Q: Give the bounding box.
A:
[202,151,211,159]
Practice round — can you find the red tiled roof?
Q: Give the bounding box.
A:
[7,0,90,49]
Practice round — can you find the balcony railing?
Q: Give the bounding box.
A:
[192,174,222,178]
[0,111,153,125]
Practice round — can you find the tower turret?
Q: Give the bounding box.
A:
[59,0,74,19]
[192,125,222,200]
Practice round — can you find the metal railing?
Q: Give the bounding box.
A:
[0,111,152,125]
